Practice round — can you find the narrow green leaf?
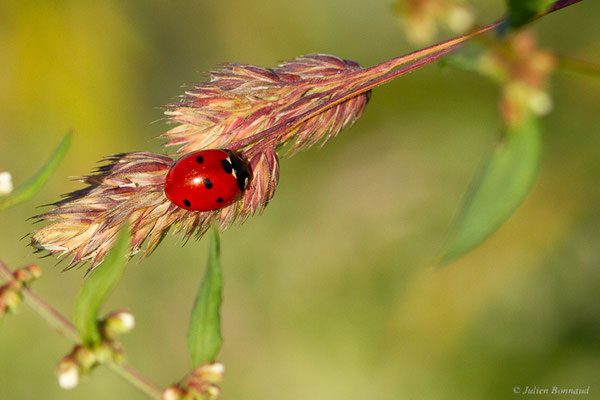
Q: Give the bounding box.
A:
[188,227,223,366]
[506,0,554,28]
[0,133,71,211]
[74,225,130,346]
[443,116,542,262]
[439,53,481,73]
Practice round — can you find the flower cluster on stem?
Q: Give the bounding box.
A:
[0,264,41,320]
[56,310,135,389]
[163,362,225,400]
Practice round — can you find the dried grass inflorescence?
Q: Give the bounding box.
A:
[31,54,373,270]
[163,54,370,156]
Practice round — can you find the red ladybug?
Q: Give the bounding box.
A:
[164,149,250,211]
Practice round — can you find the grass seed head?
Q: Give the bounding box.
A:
[31,54,371,270]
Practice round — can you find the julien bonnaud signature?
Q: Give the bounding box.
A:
[513,386,591,395]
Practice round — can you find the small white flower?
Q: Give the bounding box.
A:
[57,359,79,390]
[162,386,183,400]
[195,362,225,383]
[204,362,224,376]
[114,311,135,331]
[0,171,13,196]
[104,310,136,337]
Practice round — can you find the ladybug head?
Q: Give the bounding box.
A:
[226,151,251,191]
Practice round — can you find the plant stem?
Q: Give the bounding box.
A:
[549,0,584,12]
[108,363,164,400]
[557,55,600,79]
[0,260,163,400]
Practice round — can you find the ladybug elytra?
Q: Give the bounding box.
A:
[164,149,250,211]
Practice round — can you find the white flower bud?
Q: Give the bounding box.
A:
[204,362,224,377]
[103,310,135,338]
[162,386,183,400]
[114,311,135,331]
[195,362,225,383]
[57,359,79,390]
[0,172,13,196]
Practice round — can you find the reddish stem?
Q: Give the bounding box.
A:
[230,0,584,151]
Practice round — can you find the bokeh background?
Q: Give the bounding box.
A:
[1,1,599,399]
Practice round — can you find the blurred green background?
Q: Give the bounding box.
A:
[1,1,599,399]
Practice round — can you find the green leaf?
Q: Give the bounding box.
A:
[188,227,223,366]
[506,0,554,28]
[74,225,130,346]
[439,53,481,73]
[0,133,71,211]
[442,116,542,263]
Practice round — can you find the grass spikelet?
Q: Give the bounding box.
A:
[30,147,280,270]
[162,54,371,156]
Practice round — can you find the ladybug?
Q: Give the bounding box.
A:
[164,149,251,212]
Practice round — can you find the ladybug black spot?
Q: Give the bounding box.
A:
[196,156,204,164]
[221,159,233,174]
[204,178,213,189]
[183,199,191,207]
[216,197,224,203]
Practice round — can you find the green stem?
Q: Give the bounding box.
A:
[557,55,600,79]
[0,260,163,400]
